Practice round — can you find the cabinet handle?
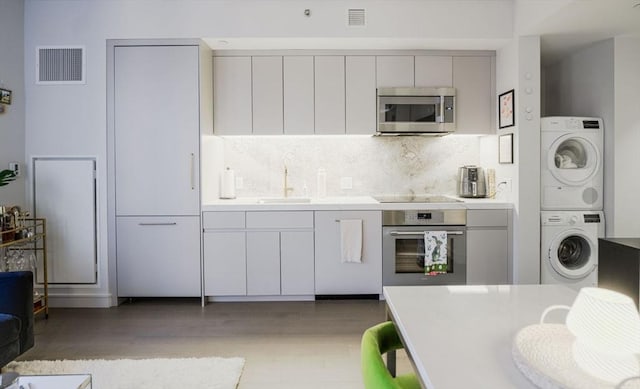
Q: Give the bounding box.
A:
[138,222,177,226]
[389,231,464,236]
[190,153,195,190]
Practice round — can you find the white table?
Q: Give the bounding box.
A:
[16,374,91,389]
[383,285,578,389]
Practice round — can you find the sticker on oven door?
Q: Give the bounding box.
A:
[424,231,447,275]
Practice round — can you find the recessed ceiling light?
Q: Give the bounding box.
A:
[217,40,229,45]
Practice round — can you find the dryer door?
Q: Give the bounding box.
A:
[547,229,596,279]
[547,134,601,186]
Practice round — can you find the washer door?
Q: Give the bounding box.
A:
[548,230,596,279]
[547,134,600,186]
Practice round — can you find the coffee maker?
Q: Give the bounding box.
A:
[457,165,487,198]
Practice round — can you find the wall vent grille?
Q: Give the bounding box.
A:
[347,8,366,27]
[36,46,86,84]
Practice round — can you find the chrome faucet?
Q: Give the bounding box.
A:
[283,165,294,198]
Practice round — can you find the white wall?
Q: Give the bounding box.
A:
[494,36,541,284]
[613,36,640,237]
[0,0,25,205]
[516,36,541,284]
[544,40,614,119]
[24,0,513,42]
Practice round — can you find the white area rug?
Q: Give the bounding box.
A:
[3,357,245,389]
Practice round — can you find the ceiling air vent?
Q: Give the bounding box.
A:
[36,46,86,85]
[347,8,366,27]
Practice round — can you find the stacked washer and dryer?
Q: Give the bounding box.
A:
[540,117,605,290]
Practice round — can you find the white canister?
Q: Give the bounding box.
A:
[220,167,236,199]
[317,168,327,198]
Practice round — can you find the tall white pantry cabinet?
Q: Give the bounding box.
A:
[108,40,213,298]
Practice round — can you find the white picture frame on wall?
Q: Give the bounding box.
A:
[498,89,515,129]
[499,133,514,164]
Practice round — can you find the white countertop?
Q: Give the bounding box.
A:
[202,195,512,212]
[384,285,578,389]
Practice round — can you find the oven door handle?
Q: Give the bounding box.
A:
[389,231,464,236]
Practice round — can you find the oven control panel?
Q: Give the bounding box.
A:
[405,211,444,224]
[383,210,467,226]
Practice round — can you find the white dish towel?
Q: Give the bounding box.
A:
[424,231,447,275]
[340,219,363,263]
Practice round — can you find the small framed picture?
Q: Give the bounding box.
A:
[498,89,514,129]
[0,88,11,105]
[499,133,514,164]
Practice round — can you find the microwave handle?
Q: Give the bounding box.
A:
[439,97,445,123]
[389,231,464,236]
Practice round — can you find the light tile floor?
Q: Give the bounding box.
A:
[20,299,413,388]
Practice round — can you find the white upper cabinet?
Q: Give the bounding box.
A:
[213,56,252,135]
[284,56,315,134]
[114,45,200,216]
[345,56,376,135]
[252,56,283,134]
[453,56,494,134]
[213,52,495,135]
[315,56,346,134]
[415,56,453,87]
[376,56,414,87]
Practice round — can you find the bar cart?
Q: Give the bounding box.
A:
[0,217,48,318]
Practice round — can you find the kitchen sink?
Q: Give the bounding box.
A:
[257,197,312,204]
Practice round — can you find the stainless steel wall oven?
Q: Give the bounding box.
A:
[382,209,467,286]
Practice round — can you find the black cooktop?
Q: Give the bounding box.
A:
[373,195,462,203]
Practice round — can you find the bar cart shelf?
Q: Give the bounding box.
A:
[0,218,48,318]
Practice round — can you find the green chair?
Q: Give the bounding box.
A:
[361,321,422,389]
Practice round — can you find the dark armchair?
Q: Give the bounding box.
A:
[0,271,34,368]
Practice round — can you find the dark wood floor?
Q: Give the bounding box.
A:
[21,298,411,389]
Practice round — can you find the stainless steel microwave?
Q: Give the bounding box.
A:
[376,87,456,136]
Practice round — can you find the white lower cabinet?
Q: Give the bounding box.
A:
[203,231,247,296]
[281,231,315,295]
[246,231,281,295]
[246,230,315,295]
[314,211,382,295]
[203,211,314,297]
[116,216,201,297]
[466,210,511,285]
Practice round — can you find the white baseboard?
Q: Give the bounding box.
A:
[207,295,315,302]
[47,293,114,308]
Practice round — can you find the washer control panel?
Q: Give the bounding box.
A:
[541,212,603,226]
[583,214,601,223]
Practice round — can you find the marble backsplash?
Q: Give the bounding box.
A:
[208,135,481,199]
